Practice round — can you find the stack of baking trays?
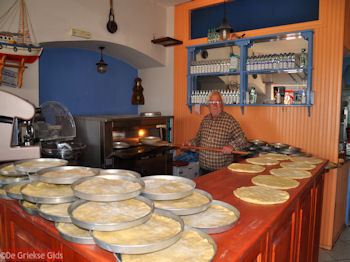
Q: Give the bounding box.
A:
[0,164,241,261]
[0,158,69,211]
[247,139,309,157]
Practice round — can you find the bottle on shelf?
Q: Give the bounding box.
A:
[300,48,307,68]
[249,87,257,104]
[276,88,282,104]
[301,88,307,104]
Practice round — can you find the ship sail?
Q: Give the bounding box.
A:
[0,0,43,88]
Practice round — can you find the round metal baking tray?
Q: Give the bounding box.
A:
[0,187,12,200]
[21,182,77,204]
[99,169,141,179]
[92,208,184,254]
[153,189,212,215]
[0,175,29,185]
[249,139,266,146]
[14,158,68,173]
[180,200,240,234]
[55,222,94,244]
[69,196,154,231]
[270,143,289,149]
[37,203,72,223]
[19,199,39,216]
[141,175,196,200]
[72,175,144,202]
[0,162,27,176]
[139,136,161,145]
[37,166,100,185]
[113,141,130,149]
[5,181,30,200]
[114,226,217,262]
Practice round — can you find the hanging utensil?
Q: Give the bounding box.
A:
[107,0,118,33]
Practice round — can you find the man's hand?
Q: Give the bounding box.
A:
[222,144,234,154]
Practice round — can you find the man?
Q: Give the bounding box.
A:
[183,91,248,176]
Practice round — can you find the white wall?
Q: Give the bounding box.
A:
[139,7,174,116]
[0,0,174,113]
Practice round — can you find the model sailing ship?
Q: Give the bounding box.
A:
[0,0,42,88]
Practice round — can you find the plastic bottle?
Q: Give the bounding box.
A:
[301,89,307,104]
[276,89,281,104]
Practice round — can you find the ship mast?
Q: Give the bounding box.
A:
[21,0,24,44]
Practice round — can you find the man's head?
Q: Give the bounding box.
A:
[208,91,223,119]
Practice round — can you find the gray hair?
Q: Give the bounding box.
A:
[207,90,224,105]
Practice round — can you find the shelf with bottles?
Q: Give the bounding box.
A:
[186,29,313,115]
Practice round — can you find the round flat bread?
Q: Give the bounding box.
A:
[227,163,265,173]
[259,153,290,161]
[233,186,289,205]
[280,161,315,170]
[289,156,323,165]
[57,222,90,237]
[251,175,299,189]
[270,168,312,179]
[153,191,210,210]
[246,157,279,166]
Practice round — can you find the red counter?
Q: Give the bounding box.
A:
[0,160,327,262]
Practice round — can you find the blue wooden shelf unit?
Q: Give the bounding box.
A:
[186,30,314,116]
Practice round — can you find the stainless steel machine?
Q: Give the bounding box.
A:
[0,90,40,161]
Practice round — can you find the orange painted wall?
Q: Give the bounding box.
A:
[174,0,346,249]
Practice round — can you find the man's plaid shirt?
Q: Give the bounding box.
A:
[191,111,248,171]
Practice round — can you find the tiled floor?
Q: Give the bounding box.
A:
[319,227,350,261]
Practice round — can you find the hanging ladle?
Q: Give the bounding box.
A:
[107,0,118,33]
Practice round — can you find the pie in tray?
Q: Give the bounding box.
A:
[92,213,181,245]
[8,183,25,194]
[0,164,15,172]
[22,200,36,209]
[246,157,279,166]
[74,177,141,195]
[143,179,192,194]
[42,168,96,180]
[181,203,237,228]
[121,229,215,262]
[269,167,312,179]
[21,182,74,198]
[280,161,315,171]
[227,163,265,173]
[153,190,210,210]
[251,175,299,189]
[72,199,151,224]
[233,185,290,205]
[56,222,90,237]
[39,203,70,217]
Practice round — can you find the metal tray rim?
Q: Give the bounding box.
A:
[68,196,154,231]
[37,203,72,223]
[154,189,212,215]
[55,222,95,244]
[19,199,39,216]
[0,175,29,185]
[5,181,30,200]
[21,182,77,204]
[71,175,145,202]
[181,199,240,234]
[92,208,184,254]
[37,166,100,185]
[14,158,68,173]
[141,175,196,200]
[0,162,27,176]
[114,225,217,262]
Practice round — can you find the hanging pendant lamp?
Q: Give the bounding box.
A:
[216,0,233,41]
[96,46,108,73]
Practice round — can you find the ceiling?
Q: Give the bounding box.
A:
[151,0,192,7]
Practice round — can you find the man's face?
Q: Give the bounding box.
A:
[208,93,223,119]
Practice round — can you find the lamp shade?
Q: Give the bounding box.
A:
[216,17,233,41]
